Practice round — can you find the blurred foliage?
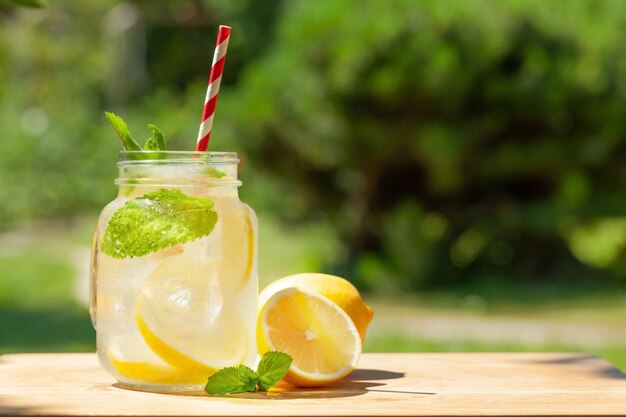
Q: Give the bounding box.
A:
[364,335,626,371]
[2,0,46,8]
[0,244,95,353]
[223,0,626,290]
[1,0,626,291]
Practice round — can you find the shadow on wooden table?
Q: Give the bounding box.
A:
[114,368,435,400]
[530,353,626,380]
[347,369,404,381]
[0,405,36,415]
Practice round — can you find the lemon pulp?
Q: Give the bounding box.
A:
[258,288,361,387]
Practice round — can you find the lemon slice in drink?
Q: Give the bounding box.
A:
[217,201,256,295]
[136,256,247,373]
[257,288,361,387]
[108,348,209,385]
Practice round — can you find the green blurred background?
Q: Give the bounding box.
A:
[1,0,625,369]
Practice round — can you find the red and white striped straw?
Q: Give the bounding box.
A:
[196,25,231,152]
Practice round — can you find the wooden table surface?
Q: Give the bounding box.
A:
[1,353,625,416]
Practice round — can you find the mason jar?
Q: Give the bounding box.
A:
[90,151,258,391]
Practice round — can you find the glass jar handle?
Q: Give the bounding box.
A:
[89,229,98,330]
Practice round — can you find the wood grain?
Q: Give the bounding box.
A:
[1,353,625,416]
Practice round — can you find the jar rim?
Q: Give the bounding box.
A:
[118,151,239,164]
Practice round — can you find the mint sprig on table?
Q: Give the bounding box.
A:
[101,188,217,259]
[204,352,293,395]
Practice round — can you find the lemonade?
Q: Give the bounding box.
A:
[90,151,258,391]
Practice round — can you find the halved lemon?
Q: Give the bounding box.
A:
[257,288,361,387]
[258,273,373,342]
[136,256,247,373]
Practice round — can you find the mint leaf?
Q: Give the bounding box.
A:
[204,367,247,395]
[238,365,260,392]
[105,112,142,151]
[105,112,167,156]
[205,167,226,179]
[143,139,158,151]
[203,352,292,395]
[204,365,259,395]
[257,351,293,391]
[144,124,166,151]
[101,188,217,259]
